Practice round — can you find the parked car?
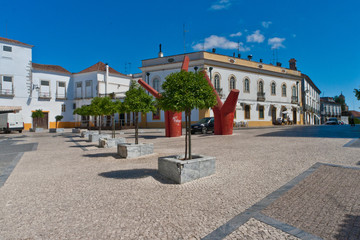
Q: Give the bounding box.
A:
[191,117,214,134]
[324,117,339,125]
[0,113,24,133]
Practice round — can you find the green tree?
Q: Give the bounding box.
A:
[355,88,360,102]
[334,95,346,112]
[89,97,109,134]
[73,105,92,130]
[31,109,44,129]
[123,81,156,144]
[55,115,63,129]
[158,70,216,160]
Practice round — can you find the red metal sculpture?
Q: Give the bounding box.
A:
[138,55,239,137]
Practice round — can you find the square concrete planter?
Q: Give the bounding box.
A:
[49,128,64,133]
[117,143,154,159]
[72,128,81,133]
[30,128,43,132]
[99,137,126,148]
[88,133,110,143]
[158,154,216,184]
[81,130,98,138]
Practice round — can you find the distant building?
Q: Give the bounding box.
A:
[0,37,131,130]
[300,73,321,125]
[320,97,342,123]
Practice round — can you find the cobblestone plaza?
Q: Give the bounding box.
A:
[0,125,360,239]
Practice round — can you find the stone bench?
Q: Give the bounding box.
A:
[99,137,126,148]
[117,143,154,159]
[72,128,81,133]
[81,130,99,138]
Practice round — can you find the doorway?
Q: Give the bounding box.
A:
[33,112,48,129]
[293,110,297,124]
[271,107,277,124]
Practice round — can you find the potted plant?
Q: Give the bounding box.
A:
[157,69,217,183]
[117,80,156,158]
[31,109,44,132]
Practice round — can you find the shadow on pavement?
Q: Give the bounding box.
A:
[257,125,360,139]
[98,169,175,184]
[334,214,360,239]
[83,152,121,159]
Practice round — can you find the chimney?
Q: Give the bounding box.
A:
[238,53,241,58]
[158,44,163,58]
[276,62,282,67]
[289,58,297,70]
[105,63,109,96]
[247,55,252,61]
[259,59,263,63]
[212,48,216,53]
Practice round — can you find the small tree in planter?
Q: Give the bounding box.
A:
[158,70,216,159]
[157,70,217,183]
[89,97,108,134]
[55,115,63,129]
[73,105,92,130]
[31,109,44,130]
[123,81,156,144]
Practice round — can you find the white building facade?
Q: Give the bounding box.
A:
[301,74,321,125]
[139,51,303,128]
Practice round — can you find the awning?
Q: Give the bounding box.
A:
[0,106,22,112]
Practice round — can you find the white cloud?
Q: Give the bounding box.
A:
[230,32,242,37]
[261,21,272,28]
[246,30,265,43]
[192,35,250,51]
[268,37,286,49]
[209,0,231,10]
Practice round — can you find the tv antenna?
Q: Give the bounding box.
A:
[183,24,188,53]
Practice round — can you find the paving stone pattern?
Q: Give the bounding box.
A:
[262,165,360,240]
[224,218,299,240]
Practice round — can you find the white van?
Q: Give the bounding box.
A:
[0,113,24,133]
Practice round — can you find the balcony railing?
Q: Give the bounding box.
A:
[215,88,224,98]
[257,92,265,102]
[291,96,298,104]
[56,93,67,100]
[39,92,51,99]
[0,88,14,97]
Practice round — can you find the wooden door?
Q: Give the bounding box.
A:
[272,107,277,124]
[33,112,48,129]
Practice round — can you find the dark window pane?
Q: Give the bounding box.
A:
[3,46,12,52]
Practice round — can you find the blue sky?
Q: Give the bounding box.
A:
[1,0,360,109]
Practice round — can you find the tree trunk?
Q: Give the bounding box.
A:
[188,110,192,160]
[185,111,188,160]
[112,114,115,138]
[135,112,139,144]
[99,115,102,134]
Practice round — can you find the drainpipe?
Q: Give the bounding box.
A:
[105,63,109,97]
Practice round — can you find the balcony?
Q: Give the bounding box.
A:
[56,93,67,100]
[257,92,265,102]
[291,96,298,104]
[39,92,51,100]
[0,88,14,97]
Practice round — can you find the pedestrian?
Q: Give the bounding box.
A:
[350,115,355,127]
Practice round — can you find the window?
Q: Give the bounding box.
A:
[244,78,250,93]
[85,80,92,98]
[281,84,287,97]
[292,86,297,97]
[271,82,276,95]
[214,74,220,90]
[76,82,82,99]
[73,103,76,110]
[0,76,13,95]
[244,105,250,119]
[40,80,50,98]
[152,108,161,120]
[153,78,160,92]
[259,106,264,119]
[61,104,66,112]
[57,81,66,99]
[3,46,12,52]
[258,80,264,93]
[229,76,236,90]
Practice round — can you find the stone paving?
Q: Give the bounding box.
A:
[0,126,359,239]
